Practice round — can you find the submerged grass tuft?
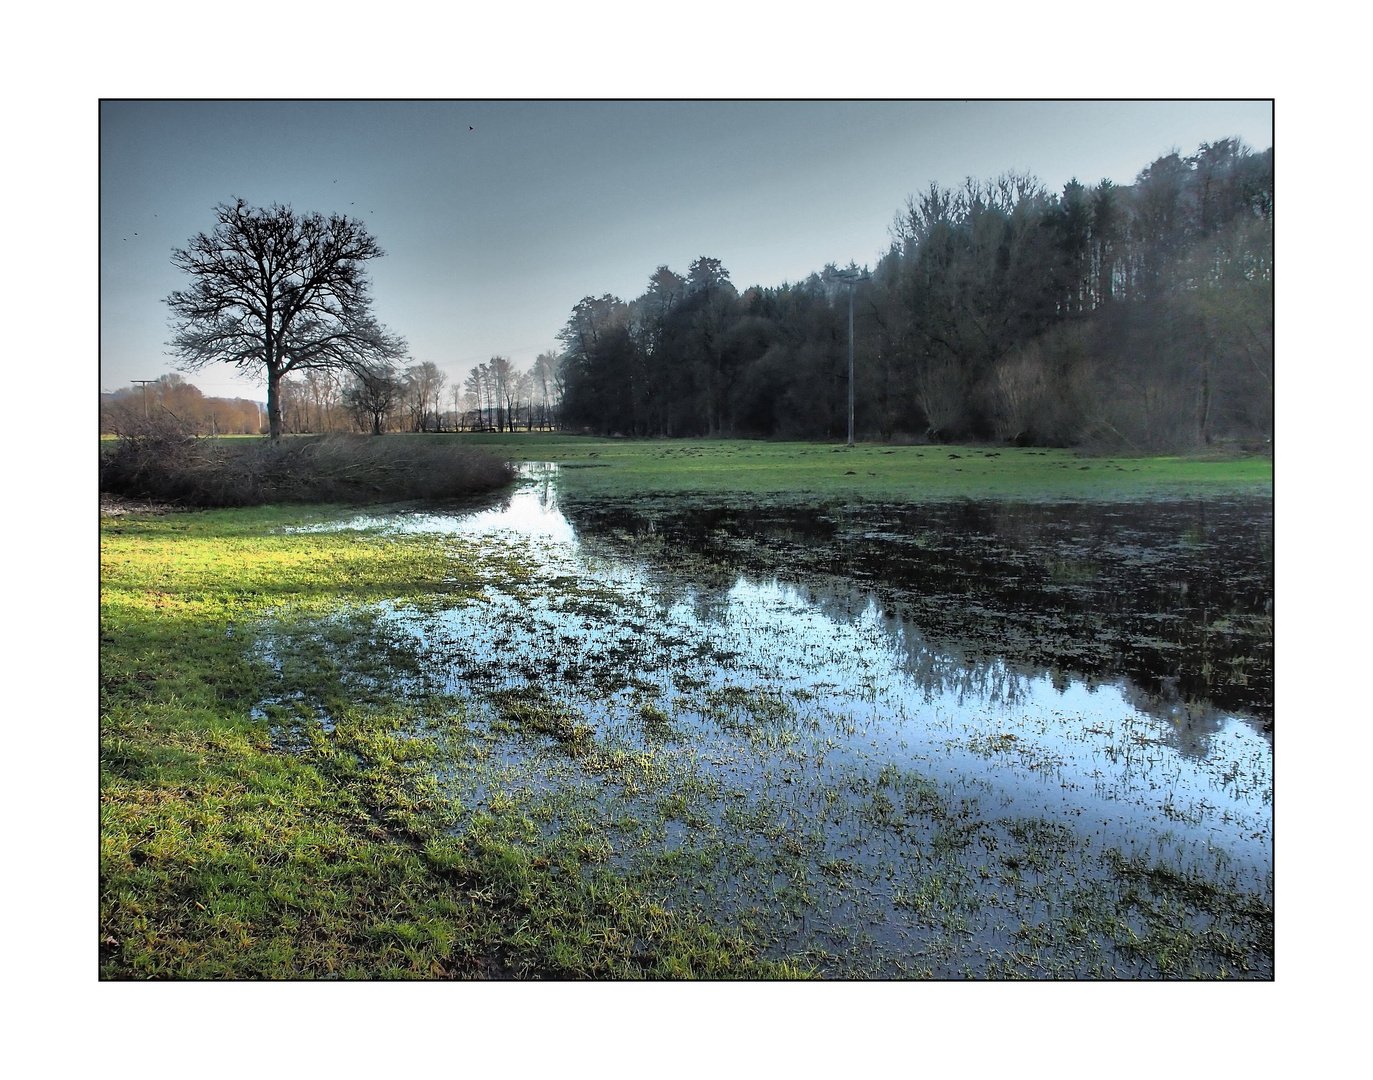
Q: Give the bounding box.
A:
[488,685,596,752]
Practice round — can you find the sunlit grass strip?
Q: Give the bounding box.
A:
[100,506,807,979]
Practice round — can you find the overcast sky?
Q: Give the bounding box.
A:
[100,99,1273,402]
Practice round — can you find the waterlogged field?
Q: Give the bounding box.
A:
[253,463,1273,977]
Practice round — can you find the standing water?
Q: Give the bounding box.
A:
[272,463,1273,977]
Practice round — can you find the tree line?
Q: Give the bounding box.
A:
[340,353,563,435]
[153,198,567,442]
[101,374,264,435]
[141,143,1271,450]
[101,359,564,437]
[555,139,1273,450]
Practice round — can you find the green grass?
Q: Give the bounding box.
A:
[100,505,808,979]
[413,433,1272,502]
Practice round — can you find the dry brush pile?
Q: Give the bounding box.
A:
[100,415,514,507]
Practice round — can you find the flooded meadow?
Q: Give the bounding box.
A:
[260,463,1273,978]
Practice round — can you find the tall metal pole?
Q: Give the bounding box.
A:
[846,283,855,446]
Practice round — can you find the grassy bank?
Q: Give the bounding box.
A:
[100,506,805,978]
[418,433,1272,502]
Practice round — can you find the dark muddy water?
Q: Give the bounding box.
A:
[564,494,1274,729]
[277,464,1274,977]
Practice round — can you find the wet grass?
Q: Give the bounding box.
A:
[100,505,808,979]
[337,494,1272,978]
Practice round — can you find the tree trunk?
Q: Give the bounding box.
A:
[266,369,283,442]
[1197,355,1213,446]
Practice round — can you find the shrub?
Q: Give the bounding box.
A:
[100,423,515,507]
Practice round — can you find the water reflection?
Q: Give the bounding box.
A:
[286,462,573,541]
[299,463,1271,768]
[565,495,1274,729]
[274,465,1274,974]
[344,467,1268,860]
[671,569,1258,763]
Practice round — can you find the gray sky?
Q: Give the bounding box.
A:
[100,100,1273,401]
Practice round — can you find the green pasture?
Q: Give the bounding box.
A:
[422,433,1272,502]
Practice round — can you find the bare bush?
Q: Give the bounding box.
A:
[988,347,1049,443]
[914,354,966,441]
[100,411,209,501]
[985,324,1096,446]
[1083,379,1200,454]
[100,432,515,507]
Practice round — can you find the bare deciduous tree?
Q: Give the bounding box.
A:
[512,369,534,431]
[488,356,514,432]
[166,199,406,441]
[401,361,446,431]
[530,350,562,430]
[343,367,399,435]
[463,365,487,430]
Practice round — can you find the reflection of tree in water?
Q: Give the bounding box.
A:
[526,463,559,513]
[778,574,1038,711]
[1116,679,1233,758]
[755,572,1240,753]
[565,495,1273,736]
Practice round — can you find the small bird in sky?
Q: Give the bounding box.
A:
[469,125,474,131]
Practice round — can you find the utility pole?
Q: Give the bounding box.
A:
[847,283,855,446]
[131,379,156,418]
[829,269,865,446]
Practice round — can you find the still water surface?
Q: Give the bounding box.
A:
[283,463,1273,976]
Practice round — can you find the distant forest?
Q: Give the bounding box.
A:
[557,139,1272,450]
[102,138,1271,451]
